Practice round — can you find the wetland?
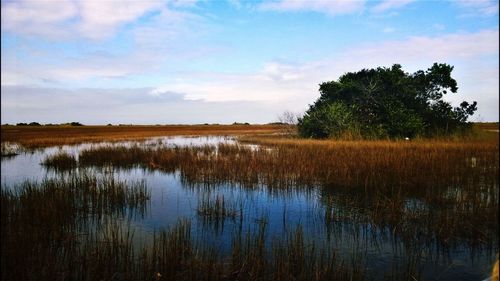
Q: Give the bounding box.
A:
[1,126,498,281]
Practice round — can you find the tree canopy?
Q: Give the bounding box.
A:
[298,63,477,139]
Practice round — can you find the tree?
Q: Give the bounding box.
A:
[298,63,477,139]
[277,111,301,135]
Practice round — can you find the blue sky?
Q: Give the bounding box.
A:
[1,0,499,124]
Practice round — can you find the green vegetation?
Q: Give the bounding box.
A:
[298,63,478,139]
[14,122,83,126]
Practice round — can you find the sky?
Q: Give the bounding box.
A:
[1,0,499,124]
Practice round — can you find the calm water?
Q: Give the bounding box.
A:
[1,136,496,280]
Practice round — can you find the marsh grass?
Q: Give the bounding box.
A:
[9,131,499,280]
[0,171,151,281]
[271,227,365,281]
[197,193,240,221]
[1,176,363,281]
[41,151,77,170]
[1,124,282,148]
[57,139,498,193]
[41,139,499,250]
[79,145,154,168]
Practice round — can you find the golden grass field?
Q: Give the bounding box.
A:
[1,122,498,148]
[0,124,283,148]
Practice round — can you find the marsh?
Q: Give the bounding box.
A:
[1,128,498,280]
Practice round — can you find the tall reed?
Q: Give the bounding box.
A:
[53,140,498,194]
[1,171,150,280]
[41,151,77,170]
[2,181,363,281]
[35,137,499,279]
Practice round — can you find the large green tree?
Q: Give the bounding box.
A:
[298,63,477,139]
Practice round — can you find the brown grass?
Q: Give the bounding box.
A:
[41,135,498,252]
[0,124,283,148]
[43,137,498,193]
[2,123,497,148]
[1,174,363,281]
[474,122,499,131]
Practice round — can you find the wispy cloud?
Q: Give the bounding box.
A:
[372,0,415,13]
[77,1,165,40]
[453,0,499,17]
[1,0,78,39]
[149,29,499,119]
[349,29,498,62]
[1,86,279,124]
[1,2,211,86]
[2,1,498,123]
[259,0,365,16]
[0,0,200,40]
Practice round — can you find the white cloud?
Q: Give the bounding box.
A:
[349,29,498,62]
[261,63,304,82]
[149,29,499,120]
[372,0,415,13]
[0,0,201,40]
[77,1,165,40]
[1,49,159,85]
[171,0,199,8]
[1,4,210,86]
[2,13,498,122]
[1,0,78,39]
[131,7,208,51]
[1,0,77,24]
[1,72,26,87]
[453,0,499,17]
[259,0,365,16]
[1,86,278,124]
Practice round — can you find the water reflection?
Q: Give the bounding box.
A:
[1,136,497,281]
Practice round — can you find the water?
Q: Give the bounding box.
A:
[1,136,496,280]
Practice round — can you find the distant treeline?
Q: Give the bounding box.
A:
[6,122,84,126]
[3,122,260,127]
